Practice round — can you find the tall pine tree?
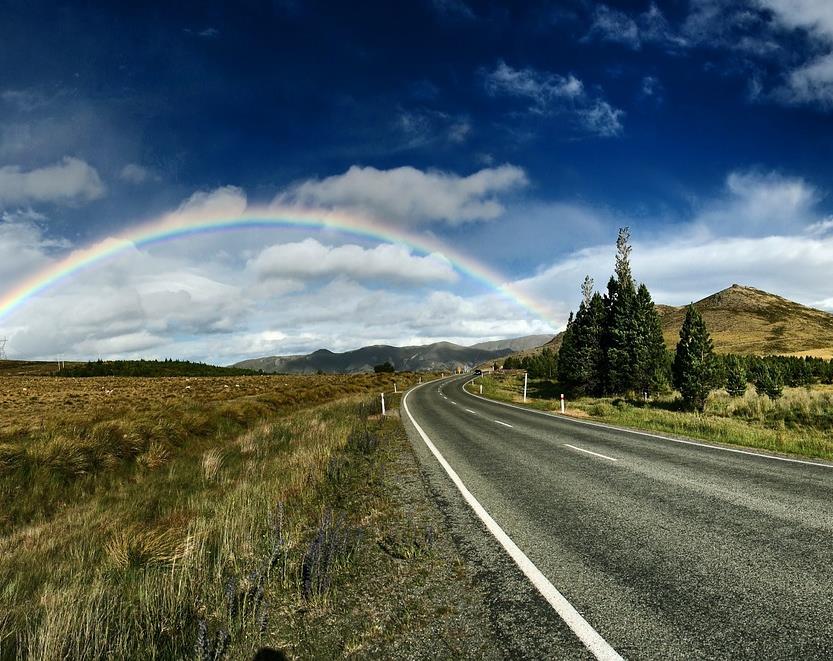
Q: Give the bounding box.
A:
[672,305,717,411]
[633,283,669,395]
[604,228,639,394]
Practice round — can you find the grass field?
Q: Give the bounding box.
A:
[468,372,833,461]
[0,372,495,659]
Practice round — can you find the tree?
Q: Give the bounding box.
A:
[373,361,395,373]
[557,288,605,395]
[632,283,669,396]
[725,355,747,397]
[604,228,639,394]
[672,305,718,411]
[753,363,784,399]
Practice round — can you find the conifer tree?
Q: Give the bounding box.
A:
[725,355,747,397]
[753,363,784,399]
[604,228,638,394]
[672,304,717,411]
[632,283,669,395]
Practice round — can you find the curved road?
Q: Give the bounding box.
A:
[402,375,833,659]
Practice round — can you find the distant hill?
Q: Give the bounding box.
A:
[234,341,515,374]
[541,284,833,358]
[469,334,552,353]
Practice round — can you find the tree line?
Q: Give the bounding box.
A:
[514,228,833,411]
[59,358,263,378]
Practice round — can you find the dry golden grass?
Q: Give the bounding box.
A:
[0,371,435,659]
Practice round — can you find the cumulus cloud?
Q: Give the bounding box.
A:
[483,61,624,137]
[277,164,528,226]
[174,185,248,219]
[0,157,105,207]
[248,238,458,285]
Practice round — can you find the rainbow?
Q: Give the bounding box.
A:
[0,205,555,327]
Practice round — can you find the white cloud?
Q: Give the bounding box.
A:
[587,3,686,50]
[0,157,105,207]
[516,231,833,319]
[174,185,248,219]
[394,108,473,148]
[248,238,458,285]
[696,170,820,232]
[483,61,624,137]
[277,164,527,226]
[119,163,158,185]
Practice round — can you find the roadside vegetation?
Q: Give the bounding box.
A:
[469,372,833,461]
[478,227,833,462]
[0,372,494,659]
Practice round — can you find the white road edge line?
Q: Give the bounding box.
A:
[564,443,617,462]
[462,379,833,470]
[494,420,513,428]
[403,384,623,661]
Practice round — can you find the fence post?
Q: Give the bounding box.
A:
[523,372,528,403]
[560,393,565,414]
[381,392,386,416]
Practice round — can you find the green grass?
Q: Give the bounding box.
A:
[468,372,833,461]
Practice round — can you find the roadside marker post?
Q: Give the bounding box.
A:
[394,382,397,393]
[523,372,528,403]
[480,384,483,394]
[561,393,565,414]
[381,392,386,416]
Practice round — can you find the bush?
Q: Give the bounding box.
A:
[373,362,395,373]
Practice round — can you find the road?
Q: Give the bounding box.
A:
[401,375,833,660]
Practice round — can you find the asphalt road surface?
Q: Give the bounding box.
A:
[401,375,833,660]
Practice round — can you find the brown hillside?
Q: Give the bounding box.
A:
[660,284,833,357]
[535,284,833,359]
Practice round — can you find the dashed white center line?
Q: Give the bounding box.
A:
[494,420,513,428]
[564,444,617,462]
[465,408,476,414]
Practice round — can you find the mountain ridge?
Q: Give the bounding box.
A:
[233,334,552,374]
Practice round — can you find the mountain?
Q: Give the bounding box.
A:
[541,284,833,358]
[469,334,553,352]
[658,284,833,357]
[234,341,514,374]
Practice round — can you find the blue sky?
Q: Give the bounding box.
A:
[2,0,833,362]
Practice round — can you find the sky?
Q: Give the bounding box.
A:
[2,0,833,364]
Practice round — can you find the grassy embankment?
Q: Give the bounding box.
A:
[467,371,833,461]
[0,373,493,659]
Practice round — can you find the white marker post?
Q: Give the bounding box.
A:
[480,384,483,394]
[381,392,386,416]
[523,372,528,403]
[394,382,397,393]
[561,393,565,414]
